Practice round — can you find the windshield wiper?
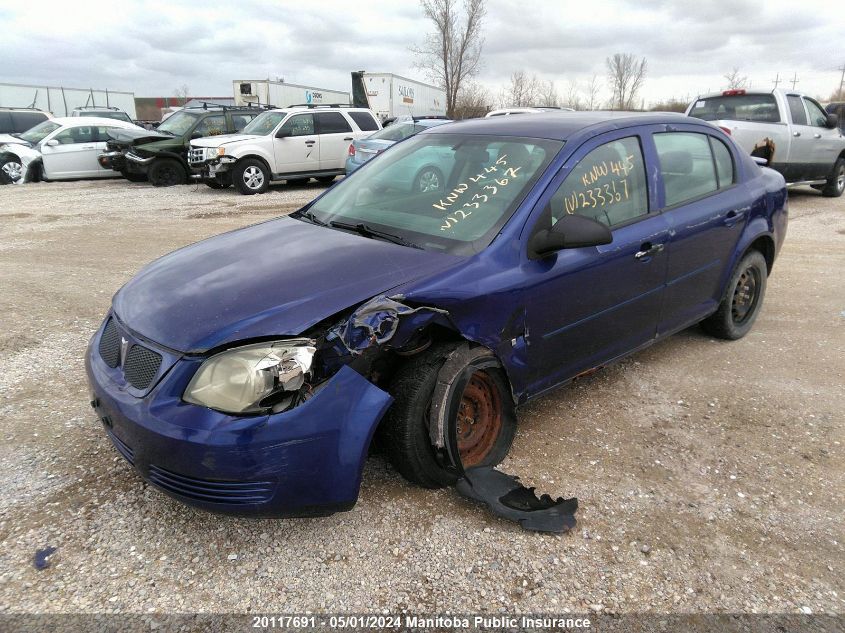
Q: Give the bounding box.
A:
[328,220,422,249]
[295,208,328,226]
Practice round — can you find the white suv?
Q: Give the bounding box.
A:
[188,105,381,194]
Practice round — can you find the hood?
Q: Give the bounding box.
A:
[0,134,30,147]
[107,128,172,146]
[191,133,260,148]
[113,216,461,353]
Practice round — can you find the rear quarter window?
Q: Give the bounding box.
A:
[348,111,379,131]
[689,94,780,123]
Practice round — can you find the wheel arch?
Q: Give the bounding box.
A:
[745,234,775,275]
[235,153,273,175]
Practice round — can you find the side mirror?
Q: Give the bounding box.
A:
[529,212,613,260]
[275,128,291,138]
[826,113,839,129]
[44,139,59,147]
[190,131,203,139]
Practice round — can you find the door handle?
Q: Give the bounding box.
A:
[304,140,315,145]
[82,145,97,149]
[724,209,745,226]
[793,131,801,137]
[634,242,664,260]
[813,133,822,139]
[343,137,353,141]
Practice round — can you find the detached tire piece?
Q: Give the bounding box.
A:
[204,176,231,189]
[234,159,270,195]
[701,250,767,340]
[379,342,516,488]
[148,158,186,187]
[120,170,147,183]
[821,157,845,198]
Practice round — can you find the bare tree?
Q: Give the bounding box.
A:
[723,67,748,90]
[501,71,540,107]
[453,81,491,118]
[538,80,559,108]
[562,79,583,110]
[606,53,647,110]
[584,74,602,111]
[413,0,487,117]
[174,84,190,106]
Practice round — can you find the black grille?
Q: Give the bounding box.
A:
[108,431,135,466]
[98,319,120,368]
[148,465,274,505]
[123,345,162,389]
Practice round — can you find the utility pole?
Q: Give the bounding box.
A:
[789,72,799,90]
[838,64,845,99]
[772,73,781,89]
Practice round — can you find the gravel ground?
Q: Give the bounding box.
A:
[0,179,842,615]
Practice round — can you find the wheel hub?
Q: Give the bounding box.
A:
[418,170,440,192]
[731,267,758,324]
[243,166,264,189]
[2,161,22,181]
[455,371,502,467]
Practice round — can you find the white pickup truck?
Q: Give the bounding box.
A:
[687,89,844,197]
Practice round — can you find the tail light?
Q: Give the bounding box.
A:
[348,144,355,157]
[718,126,731,135]
[722,89,746,96]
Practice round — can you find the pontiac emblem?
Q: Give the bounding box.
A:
[120,337,130,366]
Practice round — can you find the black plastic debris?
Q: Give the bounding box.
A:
[33,546,57,570]
[455,466,578,533]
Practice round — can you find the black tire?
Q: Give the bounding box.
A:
[1,157,23,184]
[147,158,186,187]
[378,343,517,488]
[701,250,768,340]
[316,175,336,184]
[120,170,147,183]
[234,159,270,195]
[204,175,231,189]
[821,157,845,198]
[412,166,445,193]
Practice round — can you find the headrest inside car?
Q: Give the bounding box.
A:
[661,150,693,175]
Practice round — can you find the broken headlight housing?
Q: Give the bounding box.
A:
[183,339,316,415]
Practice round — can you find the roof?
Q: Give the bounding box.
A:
[50,116,140,128]
[426,111,691,141]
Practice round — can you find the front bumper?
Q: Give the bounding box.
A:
[188,154,236,176]
[85,318,393,517]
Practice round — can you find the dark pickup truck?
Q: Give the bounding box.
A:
[99,105,265,186]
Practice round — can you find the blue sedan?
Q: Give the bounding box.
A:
[87,112,787,517]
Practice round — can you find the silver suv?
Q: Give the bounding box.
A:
[188,105,381,194]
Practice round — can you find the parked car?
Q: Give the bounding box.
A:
[486,106,575,117]
[99,105,266,186]
[345,116,453,177]
[87,111,787,517]
[0,107,51,137]
[687,89,844,196]
[188,105,381,194]
[71,106,133,124]
[0,117,143,184]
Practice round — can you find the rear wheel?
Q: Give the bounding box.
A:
[701,250,767,340]
[821,157,845,198]
[120,170,147,183]
[148,158,186,187]
[378,343,517,488]
[234,159,270,195]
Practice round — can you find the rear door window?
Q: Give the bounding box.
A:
[348,111,379,131]
[316,112,353,134]
[231,114,255,131]
[786,95,807,125]
[689,94,780,123]
[548,136,649,227]
[194,115,226,136]
[654,132,719,206]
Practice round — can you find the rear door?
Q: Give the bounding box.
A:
[273,113,319,173]
[315,111,356,170]
[40,125,101,179]
[524,130,670,389]
[651,128,748,334]
[803,97,844,180]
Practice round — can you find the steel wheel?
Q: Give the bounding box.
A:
[242,166,265,190]
[836,163,845,194]
[415,168,442,193]
[2,160,22,182]
[455,370,503,467]
[731,266,760,325]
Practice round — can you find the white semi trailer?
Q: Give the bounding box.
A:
[233,80,350,108]
[0,82,136,118]
[351,72,447,121]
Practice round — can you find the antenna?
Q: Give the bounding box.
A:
[838,64,845,100]
[772,73,781,89]
[789,72,799,90]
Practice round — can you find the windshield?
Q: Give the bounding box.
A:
[19,120,61,144]
[157,111,200,135]
[689,94,781,123]
[369,123,422,142]
[305,133,563,255]
[242,111,286,135]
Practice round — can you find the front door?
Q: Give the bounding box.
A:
[524,132,670,393]
[40,125,101,179]
[315,111,356,170]
[273,113,319,174]
[803,97,844,181]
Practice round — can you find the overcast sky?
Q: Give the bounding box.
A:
[1,0,842,107]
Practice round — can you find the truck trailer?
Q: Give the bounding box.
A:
[233,80,350,108]
[351,72,447,121]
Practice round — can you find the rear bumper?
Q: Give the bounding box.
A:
[98,151,125,171]
[85,321,393,517]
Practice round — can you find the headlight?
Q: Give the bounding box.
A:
[183,339,316,414]
[216,147,226,157]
